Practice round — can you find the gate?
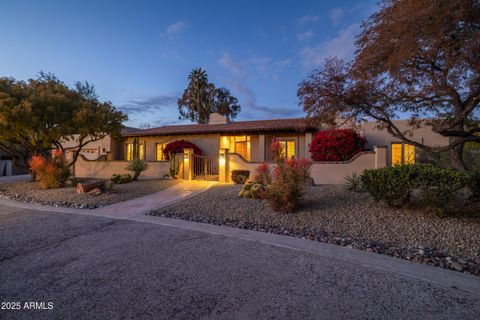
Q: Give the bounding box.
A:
[192,154,219,181]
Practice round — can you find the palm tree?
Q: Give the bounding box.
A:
[187,68,210,124]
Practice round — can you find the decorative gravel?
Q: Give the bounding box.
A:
[0,179,178,209]
[150,184,480,275]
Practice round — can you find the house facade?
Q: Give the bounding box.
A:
[72,114,449,184]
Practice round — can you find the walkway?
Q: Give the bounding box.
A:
[0,179,216,218]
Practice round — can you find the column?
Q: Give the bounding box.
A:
[374,145,387,168]
[258,134,265,162]
[219,148,229,183]
[305,132,312,160]
[183,148,193,180]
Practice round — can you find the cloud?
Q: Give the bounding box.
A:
[297,15,320,25]
[329,8,344,26]
[296,30,314,42]
[161,20,187,39]
[300,23,359,68]
[218,53,291,82]
[120,94,179,114]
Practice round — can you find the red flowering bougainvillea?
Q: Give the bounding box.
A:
[309,129,366,161]
[162,140,202,160]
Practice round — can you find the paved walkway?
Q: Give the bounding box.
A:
[0,180,216,218]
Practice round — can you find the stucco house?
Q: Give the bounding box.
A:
[72,113,449,184]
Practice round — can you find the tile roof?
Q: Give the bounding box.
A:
[122,118,318,137]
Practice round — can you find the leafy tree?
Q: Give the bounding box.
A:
[0,72,127,172]
[297,0,480,170]
[178,68,240,123]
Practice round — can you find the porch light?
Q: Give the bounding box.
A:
[219,150,226,166]
[184,152,189,159]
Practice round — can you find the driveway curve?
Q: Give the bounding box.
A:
[0,204,479,320]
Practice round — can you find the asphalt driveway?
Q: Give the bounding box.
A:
[0,205,479,320]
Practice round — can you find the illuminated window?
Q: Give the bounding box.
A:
[156,143,167,161]
[391,143,415,165]
[279,140,296,159]
[226,136,250,160]
[126,143,144,161]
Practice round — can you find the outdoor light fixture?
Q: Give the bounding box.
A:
[219,150,226,166]
[184,152,189,159]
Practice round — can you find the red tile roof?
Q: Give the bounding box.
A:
[122,118,318,137]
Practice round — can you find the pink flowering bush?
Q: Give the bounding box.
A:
[267,144,312,212]
[254,162,272,185]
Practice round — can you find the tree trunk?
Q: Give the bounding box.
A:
[451,141,467,171]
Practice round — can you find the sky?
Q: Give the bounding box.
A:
[0,0,377,128]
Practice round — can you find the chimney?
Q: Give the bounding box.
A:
[209,113,228,125]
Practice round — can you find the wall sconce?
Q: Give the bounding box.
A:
[219,150,226,166]
[184,152,189,159]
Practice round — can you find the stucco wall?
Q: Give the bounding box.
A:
[226,147,387,185]
[62,135,112,161]
[74,156,170,179]
[361,120,449,166]
[117,134,221,161]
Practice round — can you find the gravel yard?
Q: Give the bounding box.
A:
[0,179,178,209]
[151,184,480,275]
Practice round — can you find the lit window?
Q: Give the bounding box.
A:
[279,140,296,159]
[226,136,250,160]
[156,143,167,161]
[126,143,144,161]
[391,143,415,165]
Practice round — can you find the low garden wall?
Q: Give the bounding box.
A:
[226,146,387,185]
[74,156,170,180]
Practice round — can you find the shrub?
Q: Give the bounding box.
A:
[28,151,71,189]
[104,180,115,192]
[231,170,250,184]
[361,165,417,207]
[266,158,312,213]
[271,138,283,163]
[254,163,271,185]
[111,173,132,184]
[126,158,149,181]
[310,129,366,161]
[162,140,202,160]
[362,164,476,213]
[250,183,267,199]
[344,172,363,192]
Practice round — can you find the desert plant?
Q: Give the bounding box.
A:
[344,172,363,192]
[254,163,271,185]
[104,180,115,192]
[126,158,149,181]
[309,129,366,162]
[111,173,133,184]
[231,170,250,184]
[266,157,312,213]
[271,138,283,163]
[250,183,267,199]
[28,151,71,189]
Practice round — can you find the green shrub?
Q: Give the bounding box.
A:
[361,165,417,207]
[362,164,476,213]
[414,165,469,211]
[344,172,363,192]
[111,173,132,184]
[231,170,250,184]
[104,180,115,192]
[125,158,149,181]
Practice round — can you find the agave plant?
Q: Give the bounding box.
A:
[125,158,149,181]
[344,172,363,192]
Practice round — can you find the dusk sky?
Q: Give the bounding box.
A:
[0,0,376,128]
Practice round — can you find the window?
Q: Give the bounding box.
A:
[391,143,415,165]
[279,140,296,159]
[126,143,144,161]
[156,143,167,161]
[224,136,250,160]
